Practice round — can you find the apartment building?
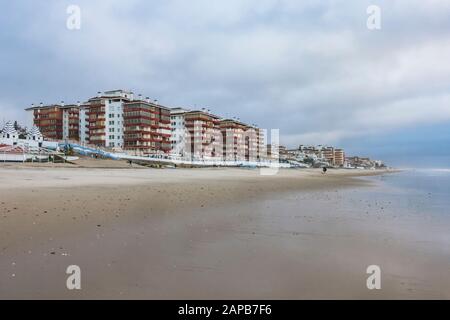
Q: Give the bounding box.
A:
[62,103,80,141]
[184,110,222,160]
[26,90,168,153]
[286,145,345,167]
[321,146,335,166]
[219,119,265,162]
[85,90,133,148]
[170,107,189,157]
[255,127,266,161]
[25,89,267,161]
[245,125,264,161]
[221,120,266,162]
[321,146,346,167]
[123,98,171,155]
[219,119,246,161]
[334,148,345,166]
[26,102,79,141]
[78,104,90,144]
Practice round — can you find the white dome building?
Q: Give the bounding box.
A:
[27,126,44,143]
[0,121,19,145]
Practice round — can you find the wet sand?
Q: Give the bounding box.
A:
[0,166,448,299]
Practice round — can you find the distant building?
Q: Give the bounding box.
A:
[26,90,172,155]
[26,103,64,141]
[346,156,384,169]
[26,126,44,146]
[334,149,345,166]
[24,89,270,162]
[85,90,131,148]
[123,98,171,155]
[321,147,335,165]
[184,110,222,160]
[220,119,250,161]
[0,121,19,145]
[285,145,346,167]
[1,122,47,149]
[170,107,189,157]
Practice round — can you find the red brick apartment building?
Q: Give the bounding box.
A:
[85,97,108,146]
[219,119,247,161]
[26,103,80,141]
[123,99,171,155]
[219,119,264,162]
[28,104,64,140]
[184,110,222,160]
[25,89,266,161]
[64,104,80,141]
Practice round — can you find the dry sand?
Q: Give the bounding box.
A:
[0,165,448,299]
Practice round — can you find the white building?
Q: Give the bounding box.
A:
[78,104,89,144]
[86,90,134,148]
[103,90,133,149]
[0,121,19,145]
[0,122,54,149]
[26,126,44,146]
[170,107,189,157]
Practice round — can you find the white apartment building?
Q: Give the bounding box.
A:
[86,90,134,148]
[103,90,134,148]
[170,107,189,157]
[105,98,125,148]
[78,104,89,144]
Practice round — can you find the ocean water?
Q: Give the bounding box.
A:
[366,169,450,218]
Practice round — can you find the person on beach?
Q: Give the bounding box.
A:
[322,167,327,174]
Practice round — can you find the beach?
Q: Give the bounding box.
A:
[0,166,449,299]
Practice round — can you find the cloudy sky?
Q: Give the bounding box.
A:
[1,0,449,167]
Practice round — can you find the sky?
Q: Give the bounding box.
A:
[0,0,449,167]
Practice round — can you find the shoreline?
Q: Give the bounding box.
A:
[0,166,393,194]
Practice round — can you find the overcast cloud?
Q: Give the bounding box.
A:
[1,0,449,166]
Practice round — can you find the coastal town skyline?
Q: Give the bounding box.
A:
[1,1,450,168]
[2,88,372,169]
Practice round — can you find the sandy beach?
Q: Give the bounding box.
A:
[0,165,448,299]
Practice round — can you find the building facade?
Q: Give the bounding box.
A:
[85,90,133,148]
[26,104,65,140]
[25,89,268,161]
[219,119,262,162]
[184,110,222,160]
[123,99,171,155]
[334,148,345,166]
[170,108,189,157]
[62,104,80,141]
